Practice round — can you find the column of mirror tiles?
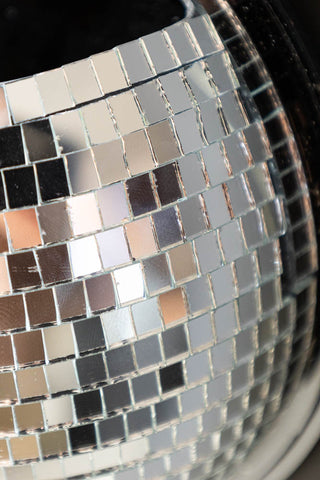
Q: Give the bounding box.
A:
[1,14,223,126]
[211,2,318,285]
[0,298,297,466]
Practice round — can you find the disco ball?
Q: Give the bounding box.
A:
[0,1,319,479]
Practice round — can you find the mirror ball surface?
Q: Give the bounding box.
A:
[0,2,317,479]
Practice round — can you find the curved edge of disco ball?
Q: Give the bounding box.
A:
[231,357,320,480]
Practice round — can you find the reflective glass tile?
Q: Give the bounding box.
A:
[74,316,105,355]
[244,123,271,163]
[114,263,145,304]
[185,277,212,315]
[159,288,187,325]
[46,360,78,394]
[67,193,101,236]
[67,149,99,194]
[132,372,158,402]
[126,217,157,259]
[6,77,44,123]
[97,183,129,227]
[0,336,14,368]
[143,254,171,295]
[36,158,70,202]
[199,99,225,144]
[123,129,154,176]
[51,110,87,154]
[155,397,179,425]
[64,453,92,478]
[202,142,230,186]
[246,163,274,204]
[16,366,48,399]
[81,101,117,145]
[127,407,152,434]
[102,307,134,346]
[173,109,204,154]
[0,295,25,331]
[93,140,127,186]
[188,15,223,56]
[220,90,247,131]
[85,274,115,313]
[178,153,206,196]
[56,281,86,321]
[235,328,255,361]
[74,390,102,421]
[238,290,260,328]
[0,126,25,168]
[211,265,237,307]
[160,362,184,393]
[14,330,44,366]
[135,82,168,124]
[105,345,135,377]
[211,339,234,374]
[23,120,57,162]
[76,353,106,387]
[165,22,199,63]
[97,227,130,270]
[64,59,101,104]
[161,324,188,358]
[37,244,72,285]
[0,372,16,403]
[131,297,162,336]
[25,292,55,330]
[0,406,14,434]
[69,236,101,277]
[8,251,41,290]
[186,351,210,384]
[188,313,213,351]
[154,163,182,206]
[70,424,96,452]
[91,49,128,94]
[103,381,130,413]
[147,120,180,165]
[10,435,39,461]
[168,243,197,284]
[262,199,285,238]
[38,201,72,244]
[15,403,44,432]
[214,302,238,342]
[43,324,75,360]
[240,209,265,249]
[132,335,162,370]
[235,254,258,294]
[206,52,238,94]
[179,196,207,238]
[160,71,192,114]
[118,40,153,84]
[36,69,74,114]
[153,207,182,248]
[109,91,144,135]
[223,132,250,175]
[6,209,41,250]
[126,174,156,217]
[99,416,125,445]
[203,185,232,229]
[40,430,68,458]
[43,395,73,428]
[184,61,215,103]
[4,166,37,208]
[219,220,245,262]
[142,30,177,73]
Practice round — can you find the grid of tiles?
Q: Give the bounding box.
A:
[0,8,316,480]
